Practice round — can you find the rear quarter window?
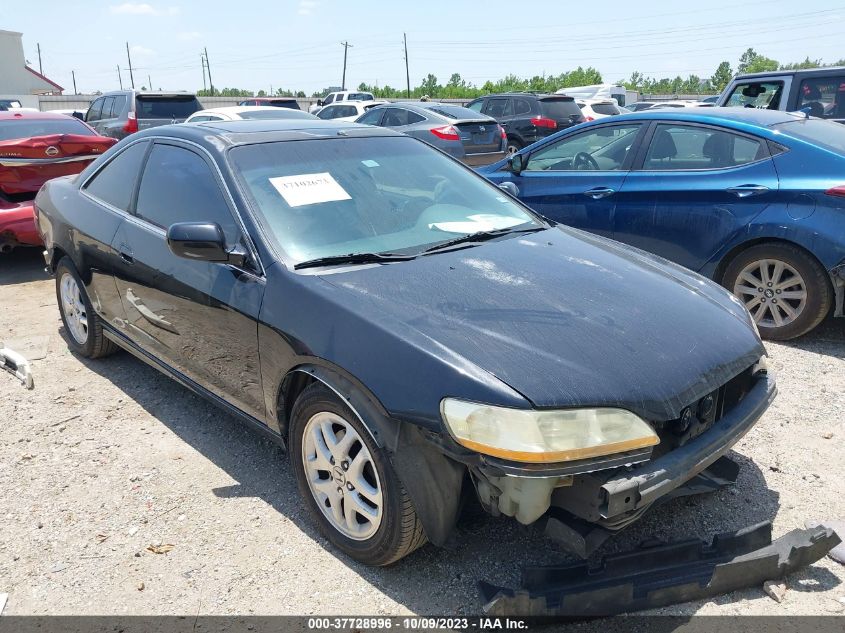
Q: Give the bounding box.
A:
[772,118,845,153]
[83,141,149,211]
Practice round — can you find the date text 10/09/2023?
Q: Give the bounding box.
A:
[306,618,530,630]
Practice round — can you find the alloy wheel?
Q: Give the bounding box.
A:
[59,272,89,344]
[301,411,383,540]
[733,258,807,329]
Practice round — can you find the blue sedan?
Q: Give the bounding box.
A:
[480,108,845,340]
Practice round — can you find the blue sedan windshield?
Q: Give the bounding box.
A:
[230,136,541,263]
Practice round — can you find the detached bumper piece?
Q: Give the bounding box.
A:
[479,521,841,618]
[0,342,34,389]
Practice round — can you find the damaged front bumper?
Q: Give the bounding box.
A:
[480,521,841,617]
[471,369,776,554]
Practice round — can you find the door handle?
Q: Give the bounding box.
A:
[584,187,616,199]
[726,185,769,198]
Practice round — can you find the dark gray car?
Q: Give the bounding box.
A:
[84,90,202,139]
[355,102,506,166]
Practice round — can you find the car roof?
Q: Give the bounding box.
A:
[133,119,404,148]
[733,66,845,80]
[250,97,297,101]
[191,106,289,116]
[612,107,801,128]
[0,110,78,121]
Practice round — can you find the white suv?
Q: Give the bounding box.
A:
[308,90,375,114]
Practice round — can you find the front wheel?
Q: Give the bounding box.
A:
[289,383,427,566]
[55,257,118,358]
[722,243,832,340]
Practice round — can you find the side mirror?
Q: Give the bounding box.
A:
[498,181,520,197]
[166,222,244,266]
[509,153,525,174]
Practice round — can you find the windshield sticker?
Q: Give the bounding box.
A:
[430,214,525,234]
[361,159,380,168]
[269,172,351,207]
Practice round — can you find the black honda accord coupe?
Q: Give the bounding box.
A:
[35,119,775,565]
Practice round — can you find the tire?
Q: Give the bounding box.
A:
[722,243,832,341]
[55,257,119,358]
[289,383,427,566]
[506,138,523,155]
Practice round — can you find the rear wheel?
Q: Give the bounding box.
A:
[722,243,832,340]
[289,383,426,565]
[506,138,523,155]
[55,257,118,358]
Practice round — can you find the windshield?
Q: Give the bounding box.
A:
[772,118,845,154]
[230,136,542,265]
[0,118,95,141]
[723,81,784,109]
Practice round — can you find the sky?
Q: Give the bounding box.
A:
[5,0,845,95]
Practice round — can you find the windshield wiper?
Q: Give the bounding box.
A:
[294,252,416,270]
[421,226,546,255]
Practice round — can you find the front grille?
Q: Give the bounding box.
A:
[651,366,755,457]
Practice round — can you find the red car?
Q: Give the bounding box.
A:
[0,111,116,252]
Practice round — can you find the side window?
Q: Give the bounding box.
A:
[798,77,845,119]
[724,81,784,109]
[111,94,127,117]
[83,141,149,210]
[513,99,532,115]
[643,124,764,170]
[85,98,104,122]
[381,108,422,127]
[135,144,239,242]
[316,106,338,120]
[101,96,115,119]
[466,100,484,113]
[357,109,384,125]
[525,125,641,171]
[483,98,513,118]
[340,105,358,118]
[323,94,335,105]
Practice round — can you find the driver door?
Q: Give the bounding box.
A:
[507,123,645,236]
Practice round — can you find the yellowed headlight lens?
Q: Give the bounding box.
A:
[441,399,659,464]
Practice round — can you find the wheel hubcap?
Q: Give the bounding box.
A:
[301,412,383,540]
[733,258,807,329]
[59,273,89,344]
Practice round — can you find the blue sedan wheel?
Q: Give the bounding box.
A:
[723,243,832,341]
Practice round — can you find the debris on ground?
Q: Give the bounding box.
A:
[137,582,145,592]
[0,341,34,389]
[480,522,840,617]
[805,519,845,566]
[0,593,7,615]
[763,579,787,603]
[146,544,174,555]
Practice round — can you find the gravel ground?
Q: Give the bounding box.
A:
[1,247,843,616]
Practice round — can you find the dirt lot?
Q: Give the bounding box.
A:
[1,247,843,616]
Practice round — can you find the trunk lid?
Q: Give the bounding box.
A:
[0,134,116,196]
[455,120,502,154]
[539,96,586,128]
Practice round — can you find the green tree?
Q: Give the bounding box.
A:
[710,61,733,91]
[418,73,440,97]
[738,48,779,74]
[779,57,823,70]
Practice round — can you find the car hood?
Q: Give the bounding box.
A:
[318,226,764,421]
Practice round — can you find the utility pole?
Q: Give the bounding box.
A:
[126,42,135,89]
[403,33,410,99]
[37,43,43,75]
[204,47,214,96]
[71,70,77,95]
[201,54,207,92]
[340,41,353,90]
[117,65,123,89]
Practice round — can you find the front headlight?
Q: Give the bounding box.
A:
[441,399,659,464]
